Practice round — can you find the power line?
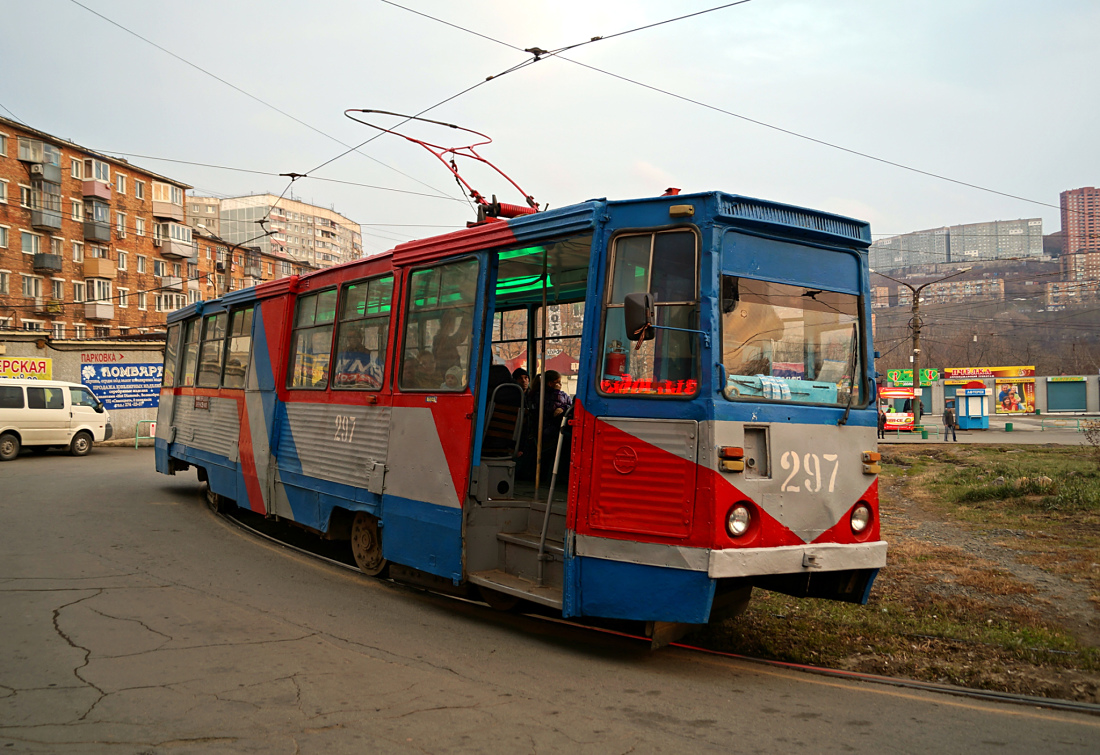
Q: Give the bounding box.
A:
[65,0,460,203]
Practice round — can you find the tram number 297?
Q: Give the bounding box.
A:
[333,415,357,443]
[780,451,839,494]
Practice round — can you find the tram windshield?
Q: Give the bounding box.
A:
[721,276,862,407]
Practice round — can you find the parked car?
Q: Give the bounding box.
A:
[0,378,113,461]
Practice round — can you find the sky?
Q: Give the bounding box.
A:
[3,0,1098,255]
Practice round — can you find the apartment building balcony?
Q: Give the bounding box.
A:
[157,237,196,260]
[83,220,111,242]
[243,265,262,278]
[83,180,112,201]
[30,163,62,183]
[32,253,63,273]
[84,257,117,279]
[153,201,184,221]
[31,209,63,231]
[187,277,202,292]
[84,302,114,320]
[158,276,183,291]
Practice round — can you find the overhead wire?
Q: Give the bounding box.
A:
[64,0,460,204]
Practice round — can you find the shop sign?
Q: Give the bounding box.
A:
[886,368,938,385]
[80,363,163,410]
[0,357,51,380]
[943,365,1034,379]
[1047,376,1085,382]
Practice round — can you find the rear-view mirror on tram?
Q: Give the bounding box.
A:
[623,292,656,341]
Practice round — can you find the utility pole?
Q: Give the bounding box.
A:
[876,267,971,427]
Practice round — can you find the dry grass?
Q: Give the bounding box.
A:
[694,445,1100,703]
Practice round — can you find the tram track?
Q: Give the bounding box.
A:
[218,504,1100,719]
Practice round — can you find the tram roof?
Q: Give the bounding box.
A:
[167,191,871,322]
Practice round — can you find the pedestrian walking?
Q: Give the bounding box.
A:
[878,406,887,440]
[943,403,957,442]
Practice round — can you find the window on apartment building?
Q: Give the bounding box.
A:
[22,321,44,332]
[21,231,41,255]
[94,327,110,338]
[72,282,85,303]
[71,199,83,221]
[89,279,111,302]
[71,159,82,179]
[72,242,83,262]
[0,271,9,294]
[172,262,181,277]
[137,255,146,273]
[0,133,6,156]
[153,259,167,277]
[74,324,86,338]
[52,322,65,339]
[0,227,7,249]
[22,275,42,298]
[115,174,127,195]
[138,291,146,310]
[116,212,126,238]
[50,237,61,256]
[135,217,145,236]
[51,279,63,300]
[84,159,110,183]
[20,186,32,208]
[135,180,144,200]
[0,179,7,204]
[152,182,183,205]
[118,288,129,308]
[89,244,108,259]
[117,251,127,270]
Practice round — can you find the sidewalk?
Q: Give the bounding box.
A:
[881,414,1093,445]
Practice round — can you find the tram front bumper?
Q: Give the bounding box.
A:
[708,540,887,578]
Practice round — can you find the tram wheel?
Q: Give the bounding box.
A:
[478,586,521,612]
[351,512,388,577]
[202,482,226,514]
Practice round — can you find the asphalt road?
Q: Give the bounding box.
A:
[1,447,1097,754]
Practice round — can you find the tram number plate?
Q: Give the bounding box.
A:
[779,451,839,493]
[334,414,356,443]
[193,396,209,410]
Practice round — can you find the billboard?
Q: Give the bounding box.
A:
[943,365,1034,380]
[994,378,1035,414]
[886,368,938,386]
[80,362,163,410]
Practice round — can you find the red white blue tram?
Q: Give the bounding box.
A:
[155,190,886,640]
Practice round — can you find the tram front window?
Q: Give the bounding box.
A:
[721,276,862,407]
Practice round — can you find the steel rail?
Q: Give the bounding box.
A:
[216,504,1100,718]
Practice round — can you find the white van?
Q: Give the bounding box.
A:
[0,379,113,461]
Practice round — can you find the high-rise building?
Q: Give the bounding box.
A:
[1060,187,1100,280]
[870,218,1044,272]
[187,194,363,268]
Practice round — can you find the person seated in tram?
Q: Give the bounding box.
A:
[433,309,465,375]
[408,350,441,389]
[334,330,381,388]
[440,366,466,391]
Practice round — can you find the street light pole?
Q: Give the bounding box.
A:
[876,268,971,427]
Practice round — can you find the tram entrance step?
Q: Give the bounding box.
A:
[468,569,563,610]
[495,531,564,587]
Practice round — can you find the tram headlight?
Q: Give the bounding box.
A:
[850,502,873,534]
[726,504,752,537]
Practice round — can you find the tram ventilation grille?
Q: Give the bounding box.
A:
[720,199,868,244]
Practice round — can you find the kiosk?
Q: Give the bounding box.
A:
[956,380,990,430]
[879,386,917,432]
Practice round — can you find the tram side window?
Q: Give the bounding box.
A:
[600,230,699,396]
[288,289,338,389]
[333,275,392,390]
[222,307,254,390]
[162,323,181,388]
[400,259,478,391]
[196,312,228,388]
[180,318,202,387]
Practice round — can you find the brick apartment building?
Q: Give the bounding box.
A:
[0,116,320,339]
[0,116,196,337]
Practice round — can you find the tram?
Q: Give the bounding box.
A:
[154,189,886,642]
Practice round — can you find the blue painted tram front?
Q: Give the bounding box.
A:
[155,191,885,636]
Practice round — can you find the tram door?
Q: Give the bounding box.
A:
[383,258,483,579]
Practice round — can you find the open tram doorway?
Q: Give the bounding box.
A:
[464,233,593,607]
